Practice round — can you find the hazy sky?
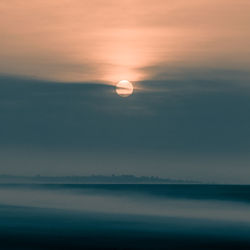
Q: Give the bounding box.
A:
[1,0,250,82]
[0,1,250,183]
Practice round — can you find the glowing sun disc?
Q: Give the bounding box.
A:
[116,80,133,97]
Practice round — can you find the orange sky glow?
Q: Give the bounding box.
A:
[0,0,249,85]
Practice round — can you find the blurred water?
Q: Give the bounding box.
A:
[0,184,250,249]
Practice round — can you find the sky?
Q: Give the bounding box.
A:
[0,0,250,183]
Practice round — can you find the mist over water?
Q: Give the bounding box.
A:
[1,184,250,249]
[0,184,250,223]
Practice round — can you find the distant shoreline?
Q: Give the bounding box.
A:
[0,174,200,184]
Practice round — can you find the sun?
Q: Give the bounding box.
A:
[116,80,133,97]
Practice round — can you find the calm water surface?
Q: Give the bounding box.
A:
[0,184,250,249]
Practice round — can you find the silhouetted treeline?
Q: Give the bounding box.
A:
[0,174,199,184]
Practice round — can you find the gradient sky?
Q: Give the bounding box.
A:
[0,1,250,183]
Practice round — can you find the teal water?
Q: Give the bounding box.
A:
[0,184,250,249]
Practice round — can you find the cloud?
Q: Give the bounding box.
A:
[1,74,250,152]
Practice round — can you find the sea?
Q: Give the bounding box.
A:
[0,184,250,249]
